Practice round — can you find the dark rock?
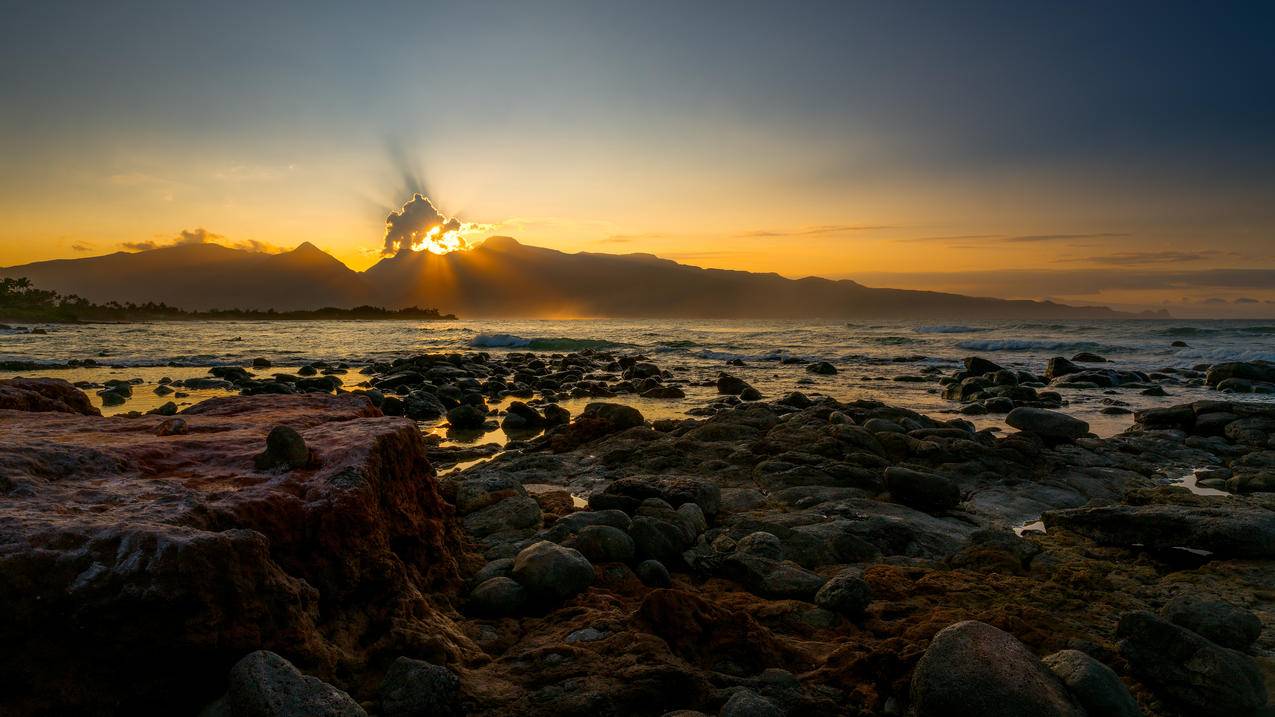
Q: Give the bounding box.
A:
[722,552,826,600]
[1042,504,1275,559]
[1159,595,1262,650]
[468,577,527,615]
[636,559,671,587]
[909,620,1084,717]
[252,358,272,369]
[253,426,311,471]
[543,403,571,426]
[884,466,960,511]
[224,650,365,717]
[156,417,189,436]
[511,541,594,602]
[1206,361,1275,387]
[963,356,1006,377]
[1045,357,1081,380]
[1042,650,1140,717]
[806,361,838,375]
[719,688,783,717]
[716,373,752,395]
[813,568,871,618]
[0,378,100,415]
[1006,407,1089,441]
[629,515,693,565]
[739,386,763,401]
[1071,352,1107,363]
[1117,610,1266,716]
[446,404,487,430]
[379,656,459,717]
[573,524,636,563]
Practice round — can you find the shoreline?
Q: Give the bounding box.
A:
[1,359,1273,715]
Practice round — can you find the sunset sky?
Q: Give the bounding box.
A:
[1,2,1272,314]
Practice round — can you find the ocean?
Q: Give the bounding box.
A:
[3,318,1273,438]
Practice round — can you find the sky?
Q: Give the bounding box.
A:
[1,1,1272,315]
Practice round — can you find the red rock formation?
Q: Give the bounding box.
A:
[0,377,100,415]
[0,394,472,715]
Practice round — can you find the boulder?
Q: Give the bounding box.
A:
[511,541,595,602]
[716,373,752,395]
[636,559,672,588]
[223,650,366,717]
[1045,357,1081,380]
[468,577,527,615]
[0,394,468,714]
[253,425,312,471]
[0,378,100,415]
[1042,504,1275,559]
[573,524,636,563]
[1117,611,1266,716]
[805,361,838,375]
[1042,650,1140,717]
[446,404,487,430]
[1159,595,1262,650]
[963,356,1006,377]
[884,466,960,511]
[813,568,872,618]
[1006,407,1089,441]
[719,688,783,717]
[379,657,460,717]
[909,621,1084,717]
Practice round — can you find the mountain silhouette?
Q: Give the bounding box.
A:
[2,237,1159,318]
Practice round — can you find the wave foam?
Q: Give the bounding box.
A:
[468,334,625,351]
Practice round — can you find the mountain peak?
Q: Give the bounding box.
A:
[479,236,521,251]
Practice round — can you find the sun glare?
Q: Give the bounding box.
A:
[410,225,469,255]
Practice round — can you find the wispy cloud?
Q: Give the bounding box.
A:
[70,242,95,253]
[738,224,889,238]
[1002,232,1130,243]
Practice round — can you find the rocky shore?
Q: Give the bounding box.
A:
[2,352,1274,716]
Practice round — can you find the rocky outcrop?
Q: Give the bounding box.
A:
[0,394,471,715]
[0,377,99,415]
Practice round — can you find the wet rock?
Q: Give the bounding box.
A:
[1117,610,1266,716]
[716,373,752,395]
[573,524,636,563]
[722,552,825,600]
[1006,407,1089,441]
[909,620,1083,717]
[252,358,272,369]
[592,475,722,517]
[1159,595,1262,650]
[543,403,571,426]
[379,656,460,717]
[0,394,467,714]
[963,356,1006,377]
[511,540,594,602]
[1042,503,1275,559]
[446,404,487,430]
[253,425,311,470]
[468,577,527,615]
[739,386,763,401]
[630,515,695,565]
[1045,357,1081,380]
[0,378,100,415]
[1206,361,1275,387]
[404,391,446,420]
[1042,650,1140,717]
[1071,352,1107,363]
[884,466,960,511]
[805,361,837,375]
[812,568,871,618]
[461,496,542,538]
[223,650,365,717]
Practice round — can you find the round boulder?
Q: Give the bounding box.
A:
[909,620,1084,717]
[573,525,636,563]
[813,568,872,618]
[512,540,595,601]
[884,466,960,511]
[1006,407,1089,441]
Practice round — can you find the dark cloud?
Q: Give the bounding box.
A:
[1055,250,1236,266]
[1002,232,1130,243]
[70,242,94,252]
[1234,297,1260,304]
[848,268,1275,296]
[383,194,462,256]
[122,228,281,254]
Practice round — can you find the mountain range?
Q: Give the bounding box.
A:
[1,237,1161,319]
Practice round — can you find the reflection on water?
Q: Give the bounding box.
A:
[3,318,1274,440]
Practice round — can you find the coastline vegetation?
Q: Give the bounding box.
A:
[0,277,456,323]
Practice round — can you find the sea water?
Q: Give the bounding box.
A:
[2,318,1273,438]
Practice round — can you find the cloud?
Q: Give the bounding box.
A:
[121,228,283,253]
[70,242,94,253]
[1001,232,1130,243]
[1055,250,1238,266]
[738,225,890,238]
[893,234,1002,243]
[1234,297,1259,304]
[383,194,463,256]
